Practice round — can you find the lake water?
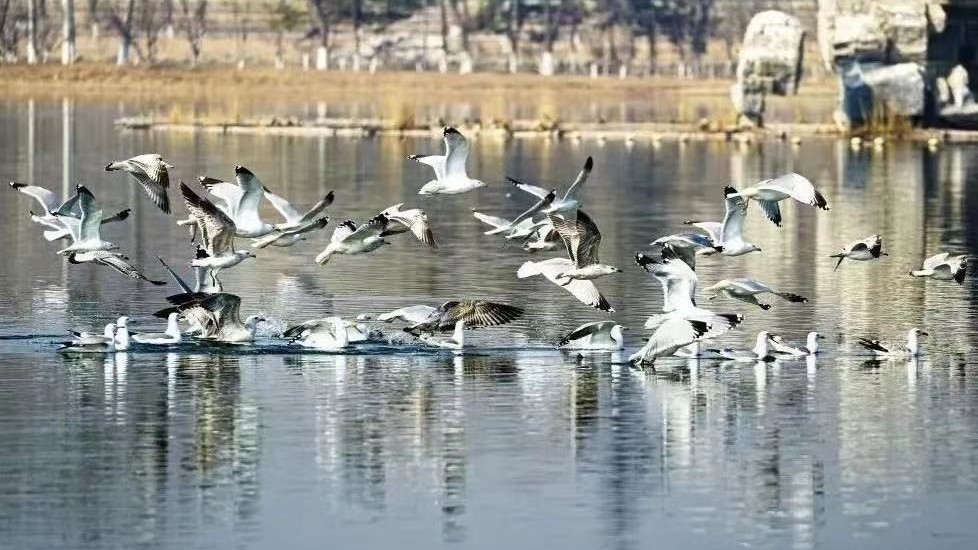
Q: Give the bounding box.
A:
[2,97,978,549]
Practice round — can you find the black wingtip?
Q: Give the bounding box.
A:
[9,181,25,189]
[149,280,167,286]
[104,162,113,171]
[689,320,709,338]
[234,165,254,176]
[583,156,594,171]
[444,127,461,136]
[814,189,829,210]
[724,186,738,196]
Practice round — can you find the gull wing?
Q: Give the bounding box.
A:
[720,186,748,243]
[857,337,889,354]
[408,154,447,181]
[550,209,602,267]
[348,214,388,242]
[562,156,594,201]
[383,206,437,249]
[263,187,302,223]
[472,211,514,232]
[233,166,265,228]
[89,251,166,285]
[557,321,608,347]
[331,220,358,243]
[923,252,951,270]
[521,258,614,312]
[199,176,240,216]
[100,208,131,225]
[438,300,525,329]
[507,176,551,200]
[157,257,193,293]
[729,278,774,294]
[378,305,438,323]
[9,182,60,212]
[297,191,335,224]
[443,127,469,178]
[125,156,171,214]
[180,182,236,256]
[756,172,829,210]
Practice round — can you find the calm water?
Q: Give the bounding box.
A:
[2,98,978,549]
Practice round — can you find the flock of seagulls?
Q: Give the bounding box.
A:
[7,126,970,365]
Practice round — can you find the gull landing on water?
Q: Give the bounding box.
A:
[830,234,886,270]
[282,317,355,350]
[409,127,486,195]
[155,293,265,344]
[704,278,808,310]
[910,252,968,284]
[728,173,829,227]
[104,153,173,214]
[857,328,928,358]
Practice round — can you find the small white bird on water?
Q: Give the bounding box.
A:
[104,153,173,214]
[857,328,928,358]
[409,127,486,195]
[132,312,182,345]
[710,331,776,362]
[909,252,968,284]
[830,234,886,270]
[282,317,353,350]
[768,332,824,357]
[703,278,808,310]
[556,321,626,351]
[727,173,830,227]
[315,215,390,265]
[60,322,116,353]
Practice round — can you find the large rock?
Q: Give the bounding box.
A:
[731,10,805,126]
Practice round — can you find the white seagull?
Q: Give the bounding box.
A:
[549,210,621,281]
[9,181,131,242]
[704,278,808,310]
[378,203,438,249]
[683,186,762,256]
[377,305,439,325]
[909,252,968,284]
[315,214,390,265]
[156,293,265,344]
[180,182,256,287]
[710,331,776,362]
[195,167,275,238]
[250,189,334,248]
[857,328,928,358]
[53,185,119,254]
[131,312,182,345]
[830,234,886,270]
[104,153,173,214]
[417,320,467,353]
[508,156,593,215]
[67,250,166,285]
[282,317,354,350]
[727,173,829,227]
[472,210,537,239]
[556,321,626,351]
[409,127,486,195]
[59,322,117,353]
[768,331,824,357]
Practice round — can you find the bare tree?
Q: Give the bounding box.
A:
[62,0,76,64]
[86,0,99,37]
[109,0,137,64]
[306,0,331,69]
[269,0,301,69]
[27,0,39,63]
[505,0,524,73]
[178,0,206,67]
[136,0,161,62]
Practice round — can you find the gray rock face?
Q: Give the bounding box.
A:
[731,10,806,126]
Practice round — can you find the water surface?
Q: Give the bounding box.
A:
[1,98,978,549]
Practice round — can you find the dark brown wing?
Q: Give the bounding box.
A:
[439,300,525,330]
[180,182,236,255]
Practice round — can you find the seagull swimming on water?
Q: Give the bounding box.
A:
[727,173,829,227]
[59,322,117,353]
[9,182,130,242]
[131,312,182,345]
[409,127,486,195]
[710,331,776,362]
[768,331,824,356]
[104,153,173,214]
[830,234,886,270]
[703,278,808,310]
[556,321,626,351]
[857,328,928,358]
[315,215,390,265]
[909,252,968,284]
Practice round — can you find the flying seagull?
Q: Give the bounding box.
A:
[727,173,829,227]
[556,321,626,351]
[9,181,130,242]
[250,188,334,248]
[909,252,968,284]
[52,185,119,254]
[548,209,622,281]
[155,292,265,344]
[195,167,275,238]
[180,182,256,286]
[682,186,762,256]
[104,153,173,214]
[315,214,390,265]
[518,258,614,312]
[67,251,166,285]
[857,328,928,358]
[830,234,886,270]
[403,300,524,335]
[703,278,808,310]
[509,156,593,215]
[409,127,486,195]
[378,203,438,249]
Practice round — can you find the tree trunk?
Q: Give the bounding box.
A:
[62,0,76,64]
[506,0,519,73]
[115,0,135,65]
[306,0,330,70]
[438,0,448,73]
[27,0,39,64]
[87,0,98,37]
[646,19,656,75]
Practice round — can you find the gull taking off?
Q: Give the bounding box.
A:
[104,153,173,214]
[830,234,886,270]
[704,278,808,310]
[509,156,593,215]
[196,167,275,238]
[180,182,256,286]
[768,332,824,356]
[682,187,762,257]
[409,127,485,195]
[857,328,928,358]
[377,305,439,325]
[250,189,334,248]
[728,173,829,227]
[403,300,524,335]
[131,312,182,345]
[909,252,968,284]
[53,185,119,254]
[155,293,265,344]
[556,321,626,351]
[9,182,130,242]
[282,317,353,350]
[315,215,390,265]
